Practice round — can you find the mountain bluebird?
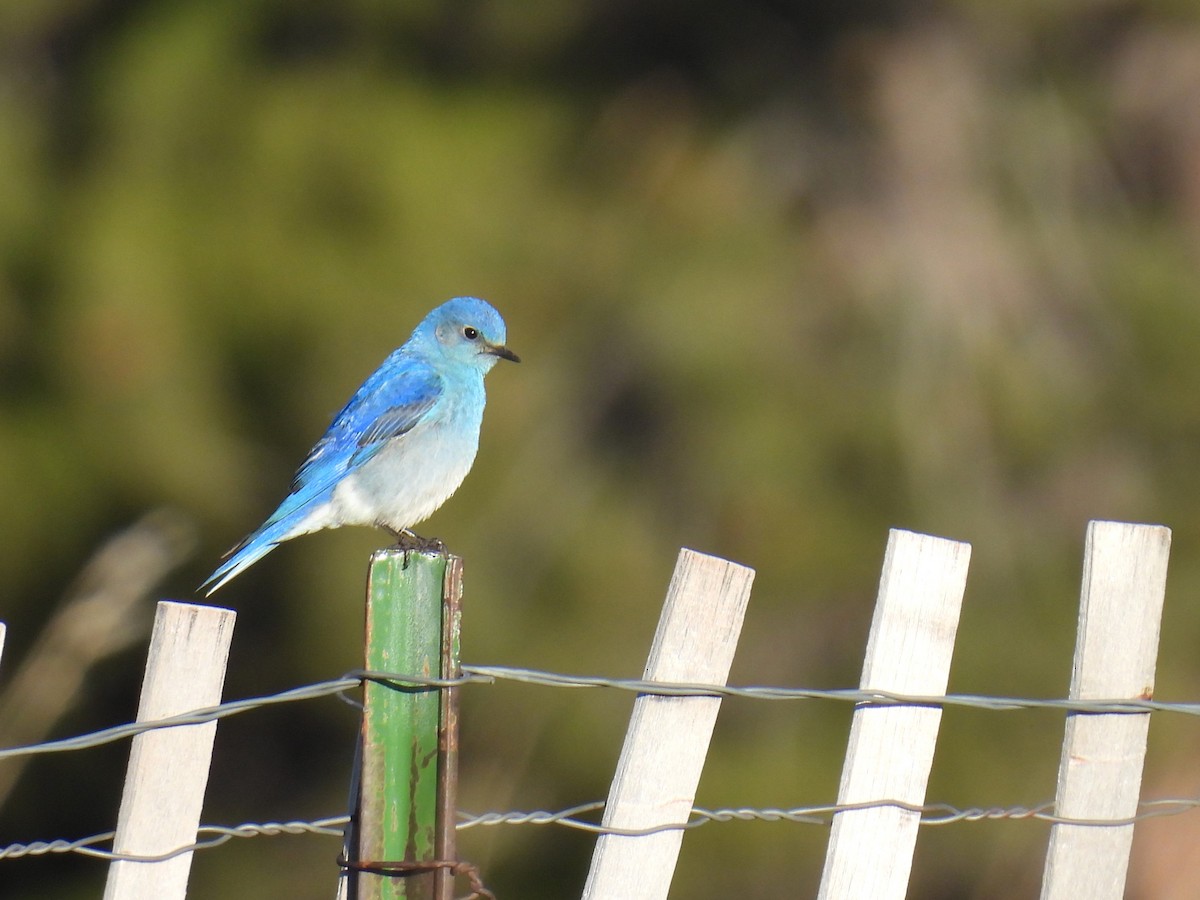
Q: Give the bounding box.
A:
[202,296,518,595]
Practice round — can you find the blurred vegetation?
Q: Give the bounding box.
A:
[3,0,1200,897]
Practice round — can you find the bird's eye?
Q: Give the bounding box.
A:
[463,326,479,341]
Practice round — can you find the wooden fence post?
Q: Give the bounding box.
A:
[351,548,451,900]
[1040,520,1171,900]
[104,601,236,900]
[817,529,971,900]
[582,548,755,900]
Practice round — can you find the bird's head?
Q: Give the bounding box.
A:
[421,296,520,372]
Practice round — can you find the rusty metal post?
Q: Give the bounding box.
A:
[434,557,463,900]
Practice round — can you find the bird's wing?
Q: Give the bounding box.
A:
[290,360,444,494]
[354,401,437,451]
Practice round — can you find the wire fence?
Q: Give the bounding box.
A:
[4,663,1199,768]
[2,663,1199,870]
[9,793,1200,867]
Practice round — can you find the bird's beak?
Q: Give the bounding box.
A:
[487,344,521,363]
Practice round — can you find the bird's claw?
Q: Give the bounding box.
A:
[389,529,447,563]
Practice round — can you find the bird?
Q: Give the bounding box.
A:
[202,296,519,595]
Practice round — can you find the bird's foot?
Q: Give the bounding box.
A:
[386,528,447,562]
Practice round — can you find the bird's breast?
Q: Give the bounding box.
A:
[332,413,481,531]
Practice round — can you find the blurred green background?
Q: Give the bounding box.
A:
[3,1,1200,897]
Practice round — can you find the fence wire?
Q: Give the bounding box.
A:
[7,796,1200,865]
[3,663,1200,867]
[3,664,1199,764]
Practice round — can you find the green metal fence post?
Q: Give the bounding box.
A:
[357,548,449,900]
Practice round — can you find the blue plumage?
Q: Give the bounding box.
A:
[202,296,518,595]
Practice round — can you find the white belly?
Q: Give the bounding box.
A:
[288,417,480,537]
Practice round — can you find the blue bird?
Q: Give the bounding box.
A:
[202,296,518,595]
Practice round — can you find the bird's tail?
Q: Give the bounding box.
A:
[201,477,330,595]
[200,529,282,596]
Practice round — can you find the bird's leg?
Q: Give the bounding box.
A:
[380,525,447,564]
[382,526,419,549]
[382,526,420,568]
[407,532,447,555]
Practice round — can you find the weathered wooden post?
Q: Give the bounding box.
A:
[582,548,755,900]
[104,601,237,900]
[817,529,971,900]
[1040,520,1170,900]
